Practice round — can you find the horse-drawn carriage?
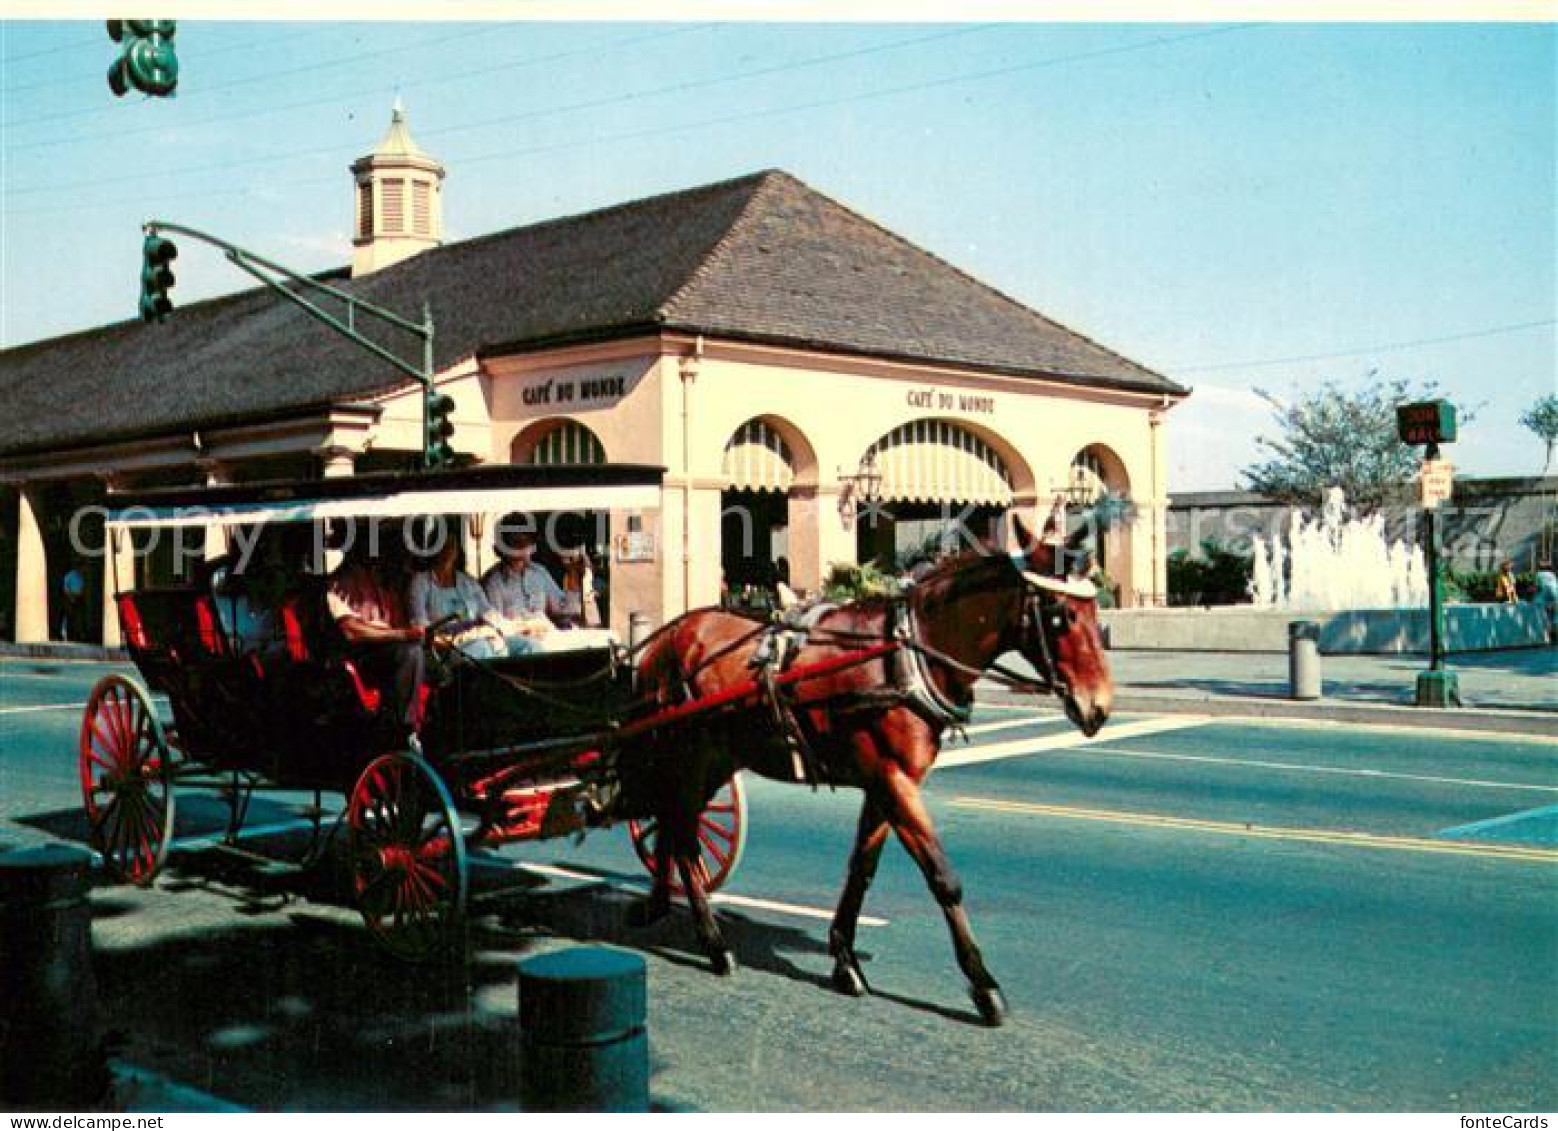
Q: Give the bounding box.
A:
[81,464,746,958]
[82,463,1113,1025]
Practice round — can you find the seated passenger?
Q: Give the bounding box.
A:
[327,528,425,730]
[408,526,507,660]
[484,524,615,655]
[482,528,565,656]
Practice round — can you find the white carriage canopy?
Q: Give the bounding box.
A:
[104,464,664,529]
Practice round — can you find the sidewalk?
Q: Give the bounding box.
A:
[7,641,1555,737]
[985,646,1557,738]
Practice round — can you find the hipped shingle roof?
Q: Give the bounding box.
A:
[0,170,1184,458]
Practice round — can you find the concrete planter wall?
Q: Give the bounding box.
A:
[1102,603,1550,654]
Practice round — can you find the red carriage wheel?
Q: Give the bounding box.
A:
[628,773,747,895]
[347,752,468,961]
[79,674,176,885]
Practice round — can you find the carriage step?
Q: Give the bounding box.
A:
[493,778,585,841]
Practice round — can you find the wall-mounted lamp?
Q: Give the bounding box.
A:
[839,451,883,503]
[837,452,884,530]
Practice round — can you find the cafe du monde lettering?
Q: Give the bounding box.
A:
[522,373,629,407]
[906,387,996,415]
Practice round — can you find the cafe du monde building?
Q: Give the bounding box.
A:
[0,107,1188,646]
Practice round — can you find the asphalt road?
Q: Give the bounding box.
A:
[2,657,1555,1111]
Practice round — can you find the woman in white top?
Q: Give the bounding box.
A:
[409,535,508,660]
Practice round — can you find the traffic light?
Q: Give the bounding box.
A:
[139,234,177,323]
[107,20,178,98]
[425,391,456,468]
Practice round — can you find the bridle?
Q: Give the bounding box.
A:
[1012,552,1098,701]
[892,550,1097,713]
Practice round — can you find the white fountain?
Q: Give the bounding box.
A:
[1109,486,1547,654]
[1249,487,1428,611]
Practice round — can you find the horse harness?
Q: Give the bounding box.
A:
[740,566,1092,788]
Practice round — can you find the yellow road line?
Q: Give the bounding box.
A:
[950,796,1558,862]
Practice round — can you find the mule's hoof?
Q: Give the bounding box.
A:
[972,986,1008,1027]
[710,949,738,977]
[625,899,669,928]
[831,962,868,998]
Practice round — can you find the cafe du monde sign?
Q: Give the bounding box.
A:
[519,370,1000,418]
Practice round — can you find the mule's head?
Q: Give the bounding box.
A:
[1010,510,1113,737]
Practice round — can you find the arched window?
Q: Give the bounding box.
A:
[1067,450,1109,506]
[514,420,606,466]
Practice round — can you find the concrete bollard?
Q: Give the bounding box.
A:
[0,845,106,1108]
[1288,620,1322,701]
[517,947,648,1112]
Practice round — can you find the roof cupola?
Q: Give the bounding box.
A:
[349,98,445,277]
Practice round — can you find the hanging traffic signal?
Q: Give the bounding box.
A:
[425,391,456,468]
[107,20,178,98]
[139,234,177,323]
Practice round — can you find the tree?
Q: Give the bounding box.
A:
[1519,394,1558,474]
[1239,375,1474,513]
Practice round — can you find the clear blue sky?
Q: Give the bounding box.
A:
[2,20,1553,489]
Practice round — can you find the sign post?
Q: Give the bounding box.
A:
[1397,401,1462,708]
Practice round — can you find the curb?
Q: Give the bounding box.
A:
[981,686,1558,738]
[0,642,128,662]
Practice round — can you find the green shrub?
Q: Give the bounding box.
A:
[1167,539,1254,607]
[1445,568,1533,604]
[823,561,903,603]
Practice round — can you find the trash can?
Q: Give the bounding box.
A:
[517,946,648,1112]
[1288,620,1321,701]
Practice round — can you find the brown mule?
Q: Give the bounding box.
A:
[623,508,1112,1026]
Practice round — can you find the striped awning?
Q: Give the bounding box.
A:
[525,421,606,466]
[866,420,1013,505]
[722,419,795,493]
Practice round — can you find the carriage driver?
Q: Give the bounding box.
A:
[326,521,426,730]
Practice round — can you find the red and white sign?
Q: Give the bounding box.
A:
[1420,459,1454,508]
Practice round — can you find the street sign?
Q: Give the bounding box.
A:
[1420,459,1454,508]
[1397,400,1457,446]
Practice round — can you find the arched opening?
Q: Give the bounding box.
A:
[510,418,607,465]
[1066,444,1133,605]
[719,417,809,606]
[854,418,1017,570]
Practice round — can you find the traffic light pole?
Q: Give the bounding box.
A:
[142,220,443,469]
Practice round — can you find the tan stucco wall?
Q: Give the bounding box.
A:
[478,335,1178,631]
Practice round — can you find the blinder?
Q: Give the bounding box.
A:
[1016,569,1098,697]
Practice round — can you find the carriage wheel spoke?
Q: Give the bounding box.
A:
[698,828,729,867]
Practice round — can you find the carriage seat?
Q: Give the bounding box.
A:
[277,590,387,717]
[117,589,232,664]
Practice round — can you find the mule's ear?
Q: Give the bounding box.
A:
[1013,499,1064,573]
